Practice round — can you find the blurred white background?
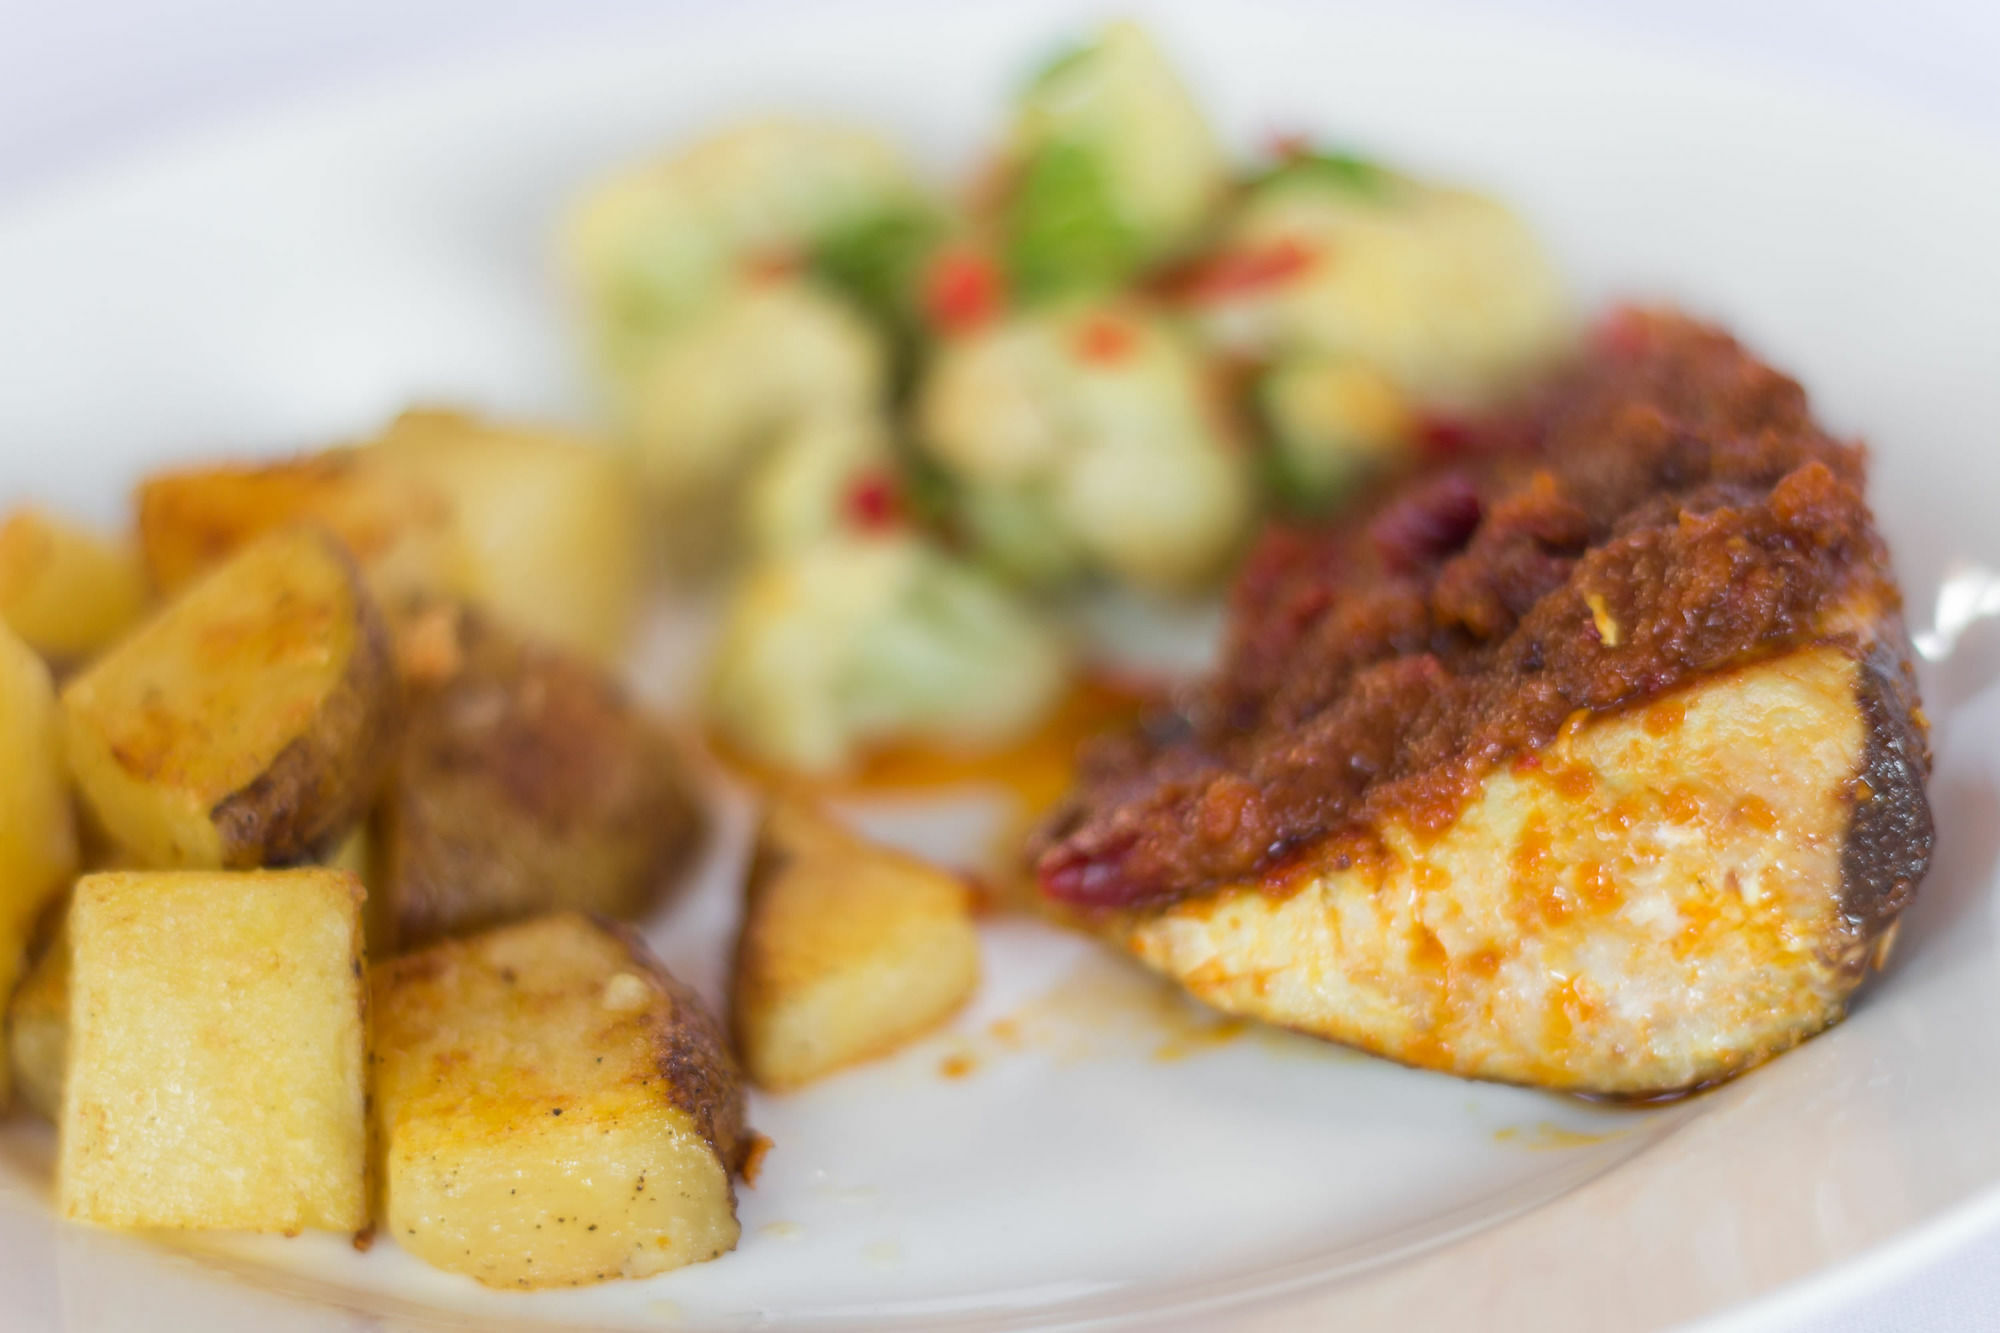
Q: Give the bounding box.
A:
[1,1,1996,1329]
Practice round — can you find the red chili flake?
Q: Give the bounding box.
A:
[1369,472,1484,572]
[843,469,903,531]
[1265,130,1312,163]
[1074,314,1137,365]
[923,247,1003,335]
[1417,413,1479,458]
[1593,306,1654,359]
[1417,409,1540,461]
[1166,236,1318,303]
[741,250,803,283]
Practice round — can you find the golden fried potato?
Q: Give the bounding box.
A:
[371,913,747,1288]
[373,411,646,661]
[61,526,400,869]
[733,798,979,1089]
[136,448,458,609]
[59,868,368,1232]
[371,608,704,954]
[0,509,149,663]
[0,624,78,1106]
[8,910,67,1121]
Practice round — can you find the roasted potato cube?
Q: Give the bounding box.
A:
[372,411,646,661]
[372,913,746,1288]
[8,910,67,1121]
[61,526,399,869]
[733,798,980,1088]
[372,608,704,954]
[0,624,79,1105]
[58,868,368,1231]
[137,449,459,608]
[0,510,149,662]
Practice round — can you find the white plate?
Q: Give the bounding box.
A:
[4,2,2000,1329]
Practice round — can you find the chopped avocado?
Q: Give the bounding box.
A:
[1251,149,1393,197]
[1003,140,1140,301]
[812,204,948,333]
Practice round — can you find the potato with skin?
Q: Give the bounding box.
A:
[734,798,980,1089]
[137,448,459,609]
[61,526,400,869]
[0,509,149,662]
[372,913,747,1288]
[0,623,78,1105]
[371,606,705,955]
[59,868,369,1232]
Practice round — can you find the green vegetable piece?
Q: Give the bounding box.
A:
[1003,140,1140,301]
[1251,149,1392,197]
[812,205,947,332]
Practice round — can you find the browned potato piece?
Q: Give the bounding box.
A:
[137,448,459,609]
[61,526,399,869]
[0,509,149,662]
[733,798,980,1089]
[8,911,66,1121]
[374,410,646,661]
[59,869,368,1232]
[372,912,746,1288]
[0,623,79,1106]
[371,607,703,954]
[138,414,646,662]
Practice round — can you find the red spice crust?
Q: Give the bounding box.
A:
[1036,311,1906,910]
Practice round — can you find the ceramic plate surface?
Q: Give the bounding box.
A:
[3,2,2000,1329]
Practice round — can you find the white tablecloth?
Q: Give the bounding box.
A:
[3,2,1996,1328]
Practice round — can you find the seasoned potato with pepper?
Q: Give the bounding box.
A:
[733,798,980,1089]
[567,117,931,360]
[916,301,1253,590]
[137,448,458,608]
[707,532,1067,774]
[372,411,646,661]
[738,413,903,558]
[371,913,747,1288]
[59,868,368,1232]
[372,607,705,954]
[61,526,399,869]
[0,509,149,662]
[1191,152,1571,410]
[614,279,889,523]
[1001,21,1228,298]
[0,623,78,1106]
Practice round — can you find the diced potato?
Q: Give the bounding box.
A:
[8,910,67,1121]
[372,411,646,661]
[733,798,980,1089]
[61,526,400,869]
[371,913,747,1288]
[11,824,369,1123]
[0,510,149,662]
[136,449,459,609]
[58,868,368,1231]
[372,607,705,954]
[0,624,78,1105]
